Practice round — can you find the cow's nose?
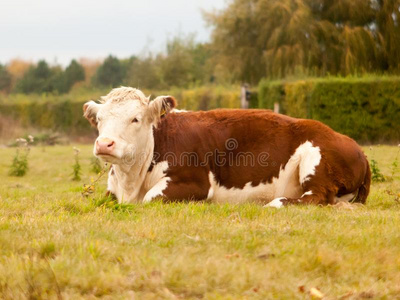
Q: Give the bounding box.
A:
[96,138,115,155]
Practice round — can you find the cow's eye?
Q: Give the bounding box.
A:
[131,118,139,123]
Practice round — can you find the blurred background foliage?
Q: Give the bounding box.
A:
[0,0,400,143]
[206,0,400,82]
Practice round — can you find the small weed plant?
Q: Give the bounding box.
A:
[82,163,108,198]
[72,147,82,181]
[369,146,386,182]
[9,135,34,177]
[90,157,102,174]
[370,159,385,182]
[390,145,400,179]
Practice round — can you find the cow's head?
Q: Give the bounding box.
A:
[83,87,176,165]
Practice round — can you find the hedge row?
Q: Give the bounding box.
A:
[0,101,92,135]
[3,78,398,143]
[0,86,249,136]
[158,86,240,111]
[258,77,400,143]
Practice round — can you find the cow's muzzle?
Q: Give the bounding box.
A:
[95,137,115,156]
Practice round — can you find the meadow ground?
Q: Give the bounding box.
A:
[0,144,399,299]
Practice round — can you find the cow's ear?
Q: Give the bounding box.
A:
[147,96,177,125]
[83,101,101,127]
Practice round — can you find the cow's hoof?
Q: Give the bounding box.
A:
[264,197,287,208]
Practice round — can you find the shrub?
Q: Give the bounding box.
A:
[0,100,94,136]
[258,76,400,143]
[258,80,285,112]
[165,85,241,111]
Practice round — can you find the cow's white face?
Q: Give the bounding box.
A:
[83,87,176,166]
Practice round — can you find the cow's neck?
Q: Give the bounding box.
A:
[111,135,154,203]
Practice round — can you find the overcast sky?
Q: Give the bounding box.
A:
[0,0,226,65]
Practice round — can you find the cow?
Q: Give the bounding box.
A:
[83,87,371,208]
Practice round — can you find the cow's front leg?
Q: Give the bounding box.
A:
[143,177,171,203]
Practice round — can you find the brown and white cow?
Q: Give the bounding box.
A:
[83,87,371,208]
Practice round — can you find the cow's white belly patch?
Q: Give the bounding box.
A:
[207,141,322,204]
[207,172,278,204]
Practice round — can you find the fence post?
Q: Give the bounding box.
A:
[274,102,280,114]
[240,84,249,109]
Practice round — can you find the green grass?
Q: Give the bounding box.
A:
[0,144,399,299]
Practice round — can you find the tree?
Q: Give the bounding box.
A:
[159,35,214,88]
[376,0,400,71]
[205,0,400,81]
[6,59,32,90]
[160,36,195,88]
[190,43,214,84]
[125,56,162,89]
[204,0,264,83]
[92,55,125,87]
[0,64,12,93]
[125,35,214,90]
[79,58,102,85]
[52,60,85,93]
[15,60,56,93]
[64,60,85,91]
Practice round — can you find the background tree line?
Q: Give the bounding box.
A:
[1,0,400,95]
[0,36,217,95]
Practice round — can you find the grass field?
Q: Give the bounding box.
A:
[0,144,399,299]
